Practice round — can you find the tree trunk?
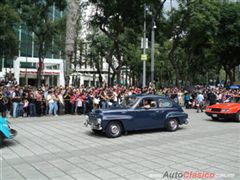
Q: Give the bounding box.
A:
[169,53,180,87]
[107,64,110,86]
[224,65,234,85]
[116,68,121,85]
[65,0,80,84]
[94,56,103,87]
[228,69,233,84]
[233,67,236,82]
[110,72,116,86]
[224,71,228,86]
[37,44,43,88]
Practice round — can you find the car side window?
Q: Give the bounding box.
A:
[137,98,157,109]
[159,99,173,108]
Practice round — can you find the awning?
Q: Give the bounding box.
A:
[20,70,60,75]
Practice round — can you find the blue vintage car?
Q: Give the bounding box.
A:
[85,95,189,138]
[0,116,17,145]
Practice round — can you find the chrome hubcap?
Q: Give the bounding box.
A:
[170,120,177,129]
[111,125,120,134]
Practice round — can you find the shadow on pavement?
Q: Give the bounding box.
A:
[204,118,239,123]
[84,126,188,138]
[0,139,18,148]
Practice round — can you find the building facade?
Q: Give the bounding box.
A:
[0,4,65,86]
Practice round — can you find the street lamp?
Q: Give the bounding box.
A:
[151,20,156,82]
[142,3,147,88]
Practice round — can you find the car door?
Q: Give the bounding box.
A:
[158,98,174,127]
[131,98,160,130]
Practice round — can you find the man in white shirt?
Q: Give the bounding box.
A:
[196,92,204,113]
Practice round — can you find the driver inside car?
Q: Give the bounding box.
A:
[143,100,151,109]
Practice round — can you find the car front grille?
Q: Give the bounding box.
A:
[88,113,98,123]
[211,108,221,112]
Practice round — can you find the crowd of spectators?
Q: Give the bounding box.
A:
[0,82,239,118]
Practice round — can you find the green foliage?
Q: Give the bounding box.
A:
[214,1,240,82]
[16,0,67,56]
[15,0,67,87]
[0,1,20,58]
[88,0,167,85]
[1,0,239,86]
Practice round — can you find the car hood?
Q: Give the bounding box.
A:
[208,103,240,109]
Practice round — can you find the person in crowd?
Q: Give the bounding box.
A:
[11,86,21,118]
[35,89,43,116]
[70,90,76,114]
[196,91,205,113]
[0,81,239,118]
[93,90,100,110]
[184,91,191,109]
[100,90,108,109]
[27,90,36,117]
[207,91,217,105]
[47,90,58,116]
[64,88,71,114]
[57,89,65,115]
[75,89,83,115]
[0,92,7,117]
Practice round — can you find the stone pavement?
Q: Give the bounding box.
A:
[1,109,240,180]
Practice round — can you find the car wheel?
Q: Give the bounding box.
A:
[0,132,4,146]
[211,117,219,121]
[167,118,179,131]
[236,111,240,122]
[105,121,122,138]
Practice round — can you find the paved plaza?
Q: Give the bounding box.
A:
[1,109,240,180]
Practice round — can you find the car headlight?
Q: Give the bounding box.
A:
[221,109,229,113]
[97,118,101,124]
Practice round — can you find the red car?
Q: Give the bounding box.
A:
[205,96,240,122]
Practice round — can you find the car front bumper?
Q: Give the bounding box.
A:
[184,118,190,125]
[205,112,236,119]
[84,116,103,130]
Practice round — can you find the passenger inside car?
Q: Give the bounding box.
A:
[159,100,164,108]
[143,100,151,109]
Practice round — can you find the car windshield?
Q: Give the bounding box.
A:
[122,96,140,107]
[229,97,240,103]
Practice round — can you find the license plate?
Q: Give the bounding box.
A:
[212,114,218,117]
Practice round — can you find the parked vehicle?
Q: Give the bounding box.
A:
[205,96,240,121]
[85,95,189,138]
[0,116,17,145]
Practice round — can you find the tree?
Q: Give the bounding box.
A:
[215,1,240,84]
[0,1,20,66]
[16,0,66,87]
[65,0,81,85]
[89,0,167,86]
[86,29,113,87]
[163,0,220,86]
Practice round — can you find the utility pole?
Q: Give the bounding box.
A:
[142,3,147,88]
[151,18,156,82]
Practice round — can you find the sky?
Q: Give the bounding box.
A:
[164,0,179,12]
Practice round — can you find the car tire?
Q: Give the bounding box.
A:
[211,117,219,121]
[105,121,122,138]
[0,132,4,146]
[236,111,240,122]
[166,118,179,132]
